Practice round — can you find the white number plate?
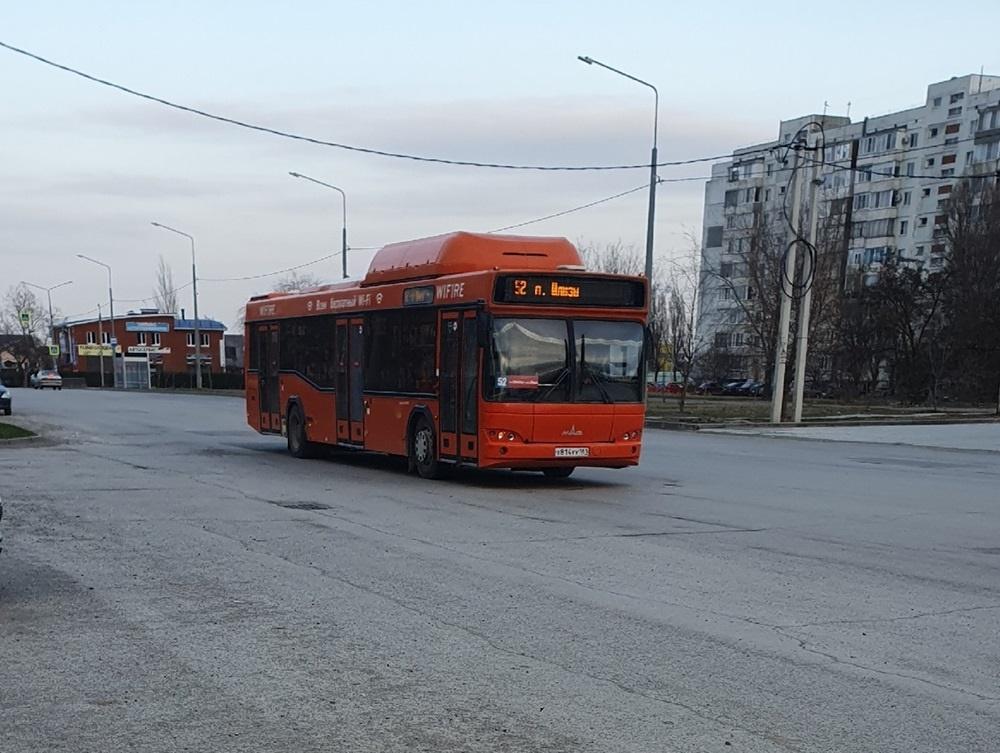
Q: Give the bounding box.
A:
[554,447,589,458]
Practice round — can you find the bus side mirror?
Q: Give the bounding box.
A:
[476,312,492,348]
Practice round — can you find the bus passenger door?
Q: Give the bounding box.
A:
[439,313,460,460]
[438,311,479,463]
[335,321,350,442]
[348,317,365,444]
[257,323,280,432]
[460,311,479,462]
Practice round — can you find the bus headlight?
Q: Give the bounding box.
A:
[488,429,522,442]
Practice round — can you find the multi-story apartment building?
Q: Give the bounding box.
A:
[698,74,1000,379]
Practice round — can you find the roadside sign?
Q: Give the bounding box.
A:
[110,337,118,346]
[19,310,30,327]
[48,345,60,356]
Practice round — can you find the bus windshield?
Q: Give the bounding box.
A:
[486,318,644,403]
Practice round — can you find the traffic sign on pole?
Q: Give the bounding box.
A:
[19,310,30,327]
[48,345,60,356]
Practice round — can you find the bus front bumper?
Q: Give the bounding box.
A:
[478,439,642,470]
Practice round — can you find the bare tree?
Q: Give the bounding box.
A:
[1,284,49,383]
[579,239,644,276]
[153,255,178,314]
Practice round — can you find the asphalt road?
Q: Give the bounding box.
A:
[2,388,998,752]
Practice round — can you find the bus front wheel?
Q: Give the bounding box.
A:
[543,467,575,479]
[287,404,318,459]
[411,418,442,479]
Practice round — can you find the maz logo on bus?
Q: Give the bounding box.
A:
[513,279,580,299]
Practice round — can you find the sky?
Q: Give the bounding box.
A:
[4,0,1000,329]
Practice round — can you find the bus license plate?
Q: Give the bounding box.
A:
[555,447,589,458]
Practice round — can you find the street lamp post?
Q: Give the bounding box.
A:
[289,171,348,279]
[77,254,116,386]
[151,222,202,389]
[21,279,73,364]
[578,55,659,281]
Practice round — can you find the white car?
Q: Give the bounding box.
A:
[31,369,62,390]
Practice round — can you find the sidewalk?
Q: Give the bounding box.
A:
[702,422,1000,452]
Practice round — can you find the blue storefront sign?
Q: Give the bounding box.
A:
[125,321,171,333]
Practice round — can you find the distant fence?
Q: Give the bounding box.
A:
[56,370,245,390]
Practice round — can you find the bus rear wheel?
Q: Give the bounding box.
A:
[287,405,318,459]
[411,417,442,479]
[542,467,575,479]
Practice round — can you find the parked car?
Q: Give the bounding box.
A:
[721,379,749,396]
[0,378,11,415]
[31,370,62,390]
[695,380,725,396]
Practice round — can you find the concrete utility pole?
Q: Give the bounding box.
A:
[152,223,202,389]
[97,303,105,388]
[288,172,349,279]
[78,254,116,387]
[577,55,659,281]
[770,142,805,423]
[792,133,822,423]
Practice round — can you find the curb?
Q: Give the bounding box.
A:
[644,415,1000,432]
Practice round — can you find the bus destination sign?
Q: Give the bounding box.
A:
[494,275,645,307]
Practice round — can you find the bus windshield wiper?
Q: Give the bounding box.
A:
[534,366,571,402]
[581,362,614,403]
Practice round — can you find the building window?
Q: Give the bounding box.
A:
[932,96,942,107]
[86,331,95,344]
[101,331,110,345]
[766,163,773,177]
[706,226,723,247]
[201,333,210,347]
[944,122,960,135]
[929,127,939,138]
[906,162,915,177]
[863,136,876,154]
[915,245,925,256]
[941,168,955,177]
[925,157,935,167]
[186,332,195,347]
[948,106,962,117]
[922,188,931,197]
[726,215,737,229]
[853,193,869,210]
[938,184,952,195]
[966,151,974,164]
[764,188,771,201]
[137,332,147,345]
[941,154,956,165]
[719,261,735,278]
[919,217,928,227]
[152,332,161,346]
[902,191,911,206]
[908,133,918,149]
[950,92,964,104]
[899,220,908,236]
[883,132,896,150]
[724,190,738,208]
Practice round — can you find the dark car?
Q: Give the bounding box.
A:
[0,378,11,415]
[721,379,750,396]
[696,380,725,395]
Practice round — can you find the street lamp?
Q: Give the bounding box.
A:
[21,279,73,360]
[151,222,202,389]
[77,254,116,386]
[578,55,659,282]
[289,171,349,279]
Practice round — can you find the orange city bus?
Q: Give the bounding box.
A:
[244,231,649,479]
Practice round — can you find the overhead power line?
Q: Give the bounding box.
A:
[0,39,771,172]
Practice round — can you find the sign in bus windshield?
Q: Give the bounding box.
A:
[494,275,645,308]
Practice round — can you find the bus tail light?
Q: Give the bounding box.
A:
[621,429,642,441]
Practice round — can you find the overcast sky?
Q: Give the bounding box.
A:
[4,0,1000,329]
